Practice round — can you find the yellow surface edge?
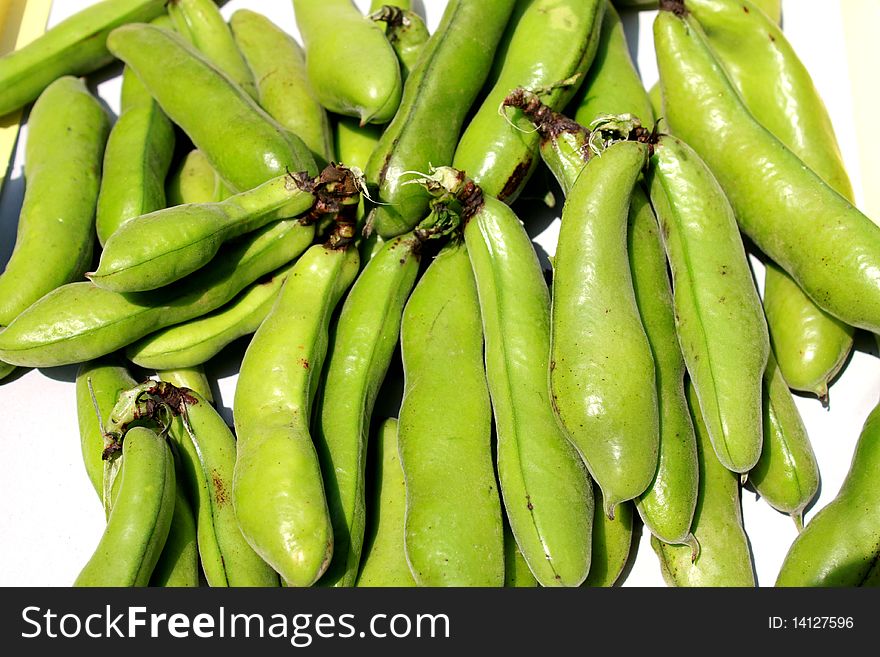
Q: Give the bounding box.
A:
[841,0,880,222]
[0,0,53,192]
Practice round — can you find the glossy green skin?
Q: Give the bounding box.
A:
[453,0,604,202]
[369,0,411,11]
[356,419,417,587]
[108,23,316,194]
[293,0,401,124]
[504,524,537,587]
[91,172,314,292]
[157,367,214,403]
[335,117,381,170]
[76,359,139,497]
[167,391,278,586]
[150,489,200,587]
[366,0,515,238]
[572,1,654,126]
[167,149,232,206]
[465,199,593,587]
[398,243,504,586]
[0,77,110,326]
[234,244,360,587]
[629,187,699,546]
[688,0,854,399]
[777,400,880,586]
[129,263,293,369]
[653,384,756,587]
[647,82,663,121]
[655,10,880,334]
[231,9,333,166]
[551,141,658,514]
[647,135,768,474]
[96,68,175,246]
[316,234,420,587]
[584,484,634,587]
[0,0,167,116]
[751,350,819,528]
[0,219,314,367]
[0,362,16,381]
[74,427,176,587]
[168,0,257,99]
[377,9,429,81]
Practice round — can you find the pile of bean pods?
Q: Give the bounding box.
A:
[0,0,877,588]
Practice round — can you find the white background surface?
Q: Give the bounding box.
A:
[0,0,877,587]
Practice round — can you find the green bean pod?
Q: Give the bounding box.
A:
[647,134,768,474]
[167,0,257,99]
[647,82,663,122]
[654,5,880,334]
[687,0,854,400]
[453,0,604,201]
[504,525,538,587]
[0,0,167,116]
[149,490,200,587]
[653,383,755,586]
[231,9,334,166]
[356,419,417,587]
[92,164,356,293]
[128,263,293,370]
[397,242,504,587]
[76,358,139,497]
[370,6,430,82]
[0,77,110,326]
[316,233,422,586]
[293,0,402,125]
[157,367,214,403]
[751,350,820,529]
[369,0,410,11]
[572,1,654,127]
[233,242,360,587]
[583,486,634,587]
[74,426,176,587]
[776,399,880,586]
[96,67,176,246]
[551,140,658,514]
[366,0,515,238]
[413,175,593,586]
[167,149,232,207]
[0,362,16,381]
[629,187,700,547]
[107,23,317,193]
[0,219,314,367]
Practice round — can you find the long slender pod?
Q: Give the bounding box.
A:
[583,485,634,587]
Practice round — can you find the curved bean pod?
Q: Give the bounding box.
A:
[167,0,257,99]
[398,242,504,586]
[776,399,880,586]
[0,0,167,116]
[750,350,820,529]
[74,426,176,587]
[370,6,430,82]
[0,77,110,326]
[149,490,200,587]
[652,383,756,587]
[293,0,401,125]
[0,219,314,367]
[647,134,768,474]
[551,140,658,514]
[128,263,294,370]
[654,5,880,334]
[107,23,316,193]
[157,367,214,403]
[316,233,422,586]
[96,66,175,246]
[366,0,515,238]
[231,9,333,166]
[234,242,360,587]
[504,525,537,587]
[687,0,854,400]
[453,0,604,201]
[355,419,416,587]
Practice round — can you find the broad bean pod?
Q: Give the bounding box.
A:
[370,6,430,82]
[0,77,110,326]
[167,149,232,207]
[583,485,634,587]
